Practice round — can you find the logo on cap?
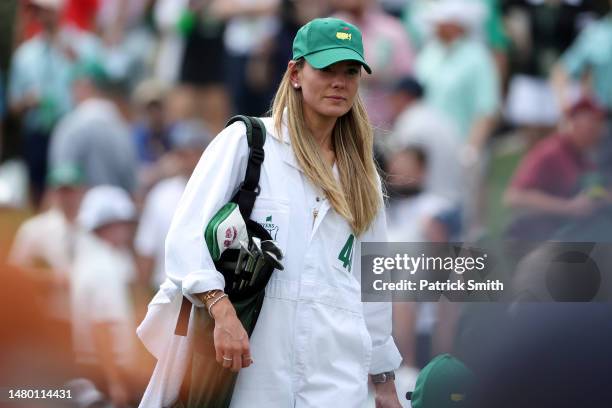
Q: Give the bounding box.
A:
[336,32,352,40]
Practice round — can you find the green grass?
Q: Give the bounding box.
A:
[485,140,524,239]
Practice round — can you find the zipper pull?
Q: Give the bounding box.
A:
[312,196,321,227]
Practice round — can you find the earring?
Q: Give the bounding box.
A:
[293,83,299,89]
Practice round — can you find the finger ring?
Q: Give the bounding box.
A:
[243,355,251,359]
[223,356,233,361]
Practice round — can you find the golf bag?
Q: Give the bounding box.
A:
[172,115,280,408]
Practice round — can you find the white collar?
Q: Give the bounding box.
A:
[266,108,292,146]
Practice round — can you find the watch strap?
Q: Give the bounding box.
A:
[371,371,395,384]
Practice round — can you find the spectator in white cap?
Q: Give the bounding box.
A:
[415,0,501,237]
[8,0,99,207]
[416,0,499,146]
[71,185,139,407]
[135,120,213,289]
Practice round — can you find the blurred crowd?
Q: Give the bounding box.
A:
[1,0,612,406]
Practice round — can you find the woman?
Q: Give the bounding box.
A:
[138,17,402,408]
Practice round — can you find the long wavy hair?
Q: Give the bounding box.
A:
[271,59,382,236]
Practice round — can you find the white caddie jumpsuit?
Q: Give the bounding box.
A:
[137,116,402,408]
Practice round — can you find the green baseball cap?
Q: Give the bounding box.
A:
[408,354,476,408]
[71,59,112,88]
[292,17,372,74]
[47,164,85,188]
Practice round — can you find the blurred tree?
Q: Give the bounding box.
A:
[0,0,16,72]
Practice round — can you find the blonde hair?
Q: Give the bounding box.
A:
[271,59,382,236]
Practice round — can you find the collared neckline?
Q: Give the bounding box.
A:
[266,108,292,146]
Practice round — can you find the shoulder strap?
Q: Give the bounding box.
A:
[174,116,266,338]
[226,115,266,220]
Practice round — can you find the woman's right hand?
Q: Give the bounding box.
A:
[211,298,252,372]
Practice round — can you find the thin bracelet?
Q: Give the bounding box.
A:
[207,293,228,318]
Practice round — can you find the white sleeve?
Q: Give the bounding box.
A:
[8,222,38,266]
[164,122,250,307]
[358,187,403,374]
[89,269,131,323]
[135,187,162,258]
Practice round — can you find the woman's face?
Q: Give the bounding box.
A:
[292,60,362,120]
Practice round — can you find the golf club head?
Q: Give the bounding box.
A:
[250,237,263,257]
[239,240,253,257]
[264,250,284,271]
[261,240,284,259]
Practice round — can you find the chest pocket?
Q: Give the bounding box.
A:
[250,197,290,255]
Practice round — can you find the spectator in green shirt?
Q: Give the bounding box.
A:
[415,0,501,237]
[552,9,612,181]
[552,12,612,112]
[415,0,501,155]
[7,0,99,207]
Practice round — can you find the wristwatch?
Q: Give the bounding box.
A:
[371,371,395,384]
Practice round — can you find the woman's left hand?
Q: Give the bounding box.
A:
[373,381,402,408]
